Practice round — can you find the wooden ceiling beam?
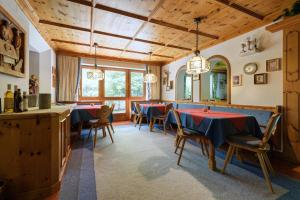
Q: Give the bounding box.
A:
[214,0,264,20]
[66,0,218,39]
[51,39,173,59]
[39,19,191,51]
[39,19,90,32]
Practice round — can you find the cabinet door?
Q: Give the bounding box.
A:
[59,113,71,174]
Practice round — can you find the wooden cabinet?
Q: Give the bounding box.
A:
[0,106,71,199]
[267,15,300,163]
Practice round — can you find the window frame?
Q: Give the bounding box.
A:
[79,66,146,120]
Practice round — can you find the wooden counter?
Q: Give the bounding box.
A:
[0,106,72,199]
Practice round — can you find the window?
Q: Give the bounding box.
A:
[105,100,126,113]
[81,68,100,97]
[184,76,192,99]
[105,70,126,97]
[130,72,144,97]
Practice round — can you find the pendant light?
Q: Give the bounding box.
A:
[92,42,104,80]
[186,17,210,74]
[144,52,157,83]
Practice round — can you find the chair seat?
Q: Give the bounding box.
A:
[89,119,109,126]
[182,128,205,138]
[227,134,264,150]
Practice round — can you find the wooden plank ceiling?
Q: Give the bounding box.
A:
[19,0,295,64]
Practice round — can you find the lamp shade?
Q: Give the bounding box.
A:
[186,54,211,74]
[144,73,157,83]
[91,67,104,80]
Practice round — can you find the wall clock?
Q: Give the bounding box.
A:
[243,63,258,75]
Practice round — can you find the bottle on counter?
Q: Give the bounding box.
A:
[4,84,14,113]
[13,85,18,112]
[22,91,28,112]
[16,89,22,112]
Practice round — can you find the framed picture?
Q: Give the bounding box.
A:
[266,58,281,72]
[192,74,200,81]
[232,75,242,86]
[254,73,268,84]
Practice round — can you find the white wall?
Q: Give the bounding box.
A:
[29,51,39,77]
[0,0,55,105]
[0,0,30,97]
[162,25,283,107]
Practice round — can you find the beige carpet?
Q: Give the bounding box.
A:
[92,125,287,200]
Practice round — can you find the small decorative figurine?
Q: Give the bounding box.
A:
[29,75,39,95]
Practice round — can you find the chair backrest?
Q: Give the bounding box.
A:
[165,103,173,114]
[172,108,184,137]
[135,103,141,114]
[96,105,111,124]
[110,103,115,113]
[261,113,281,148]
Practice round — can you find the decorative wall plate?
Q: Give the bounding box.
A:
[243,63,258,75]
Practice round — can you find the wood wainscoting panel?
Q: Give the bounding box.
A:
[282,26,300,163]
[286,31,299,82]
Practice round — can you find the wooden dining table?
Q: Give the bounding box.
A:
[139,103,166,131]
[166,108,262,171]
[71,105,113,136]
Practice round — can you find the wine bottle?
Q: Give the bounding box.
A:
[13,85,18,112]
[22,91,28,112]
[17,89,22,112]
[4,84,14,113]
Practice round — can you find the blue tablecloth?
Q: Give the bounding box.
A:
[166,109,262,147]
[140,104,166,119]
[71,105,113,126]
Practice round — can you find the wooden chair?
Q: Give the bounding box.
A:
[131,103,139,126]
[153,103,173,134]
[172,109,209,165]
[221,113,281,193]
[88,105,114,148]
[135,103,147,130]
[109,104,115,133]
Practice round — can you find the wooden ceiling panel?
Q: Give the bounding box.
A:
[56,43,92,54]
[121,52,148,60]
[126,41,161,53]
[94,10,144,37]
[171,33,212,50]
[233,0,283,16]
[43,26,90,44]
[155,47,184,58]
[98,49,122,57]
[28,0,91,28]
[93,34,129,49]
[136,23,186,45]
[122,52,171,62]
[199,7,259,37]
[152,0,225,29]
[95,0,161,16]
